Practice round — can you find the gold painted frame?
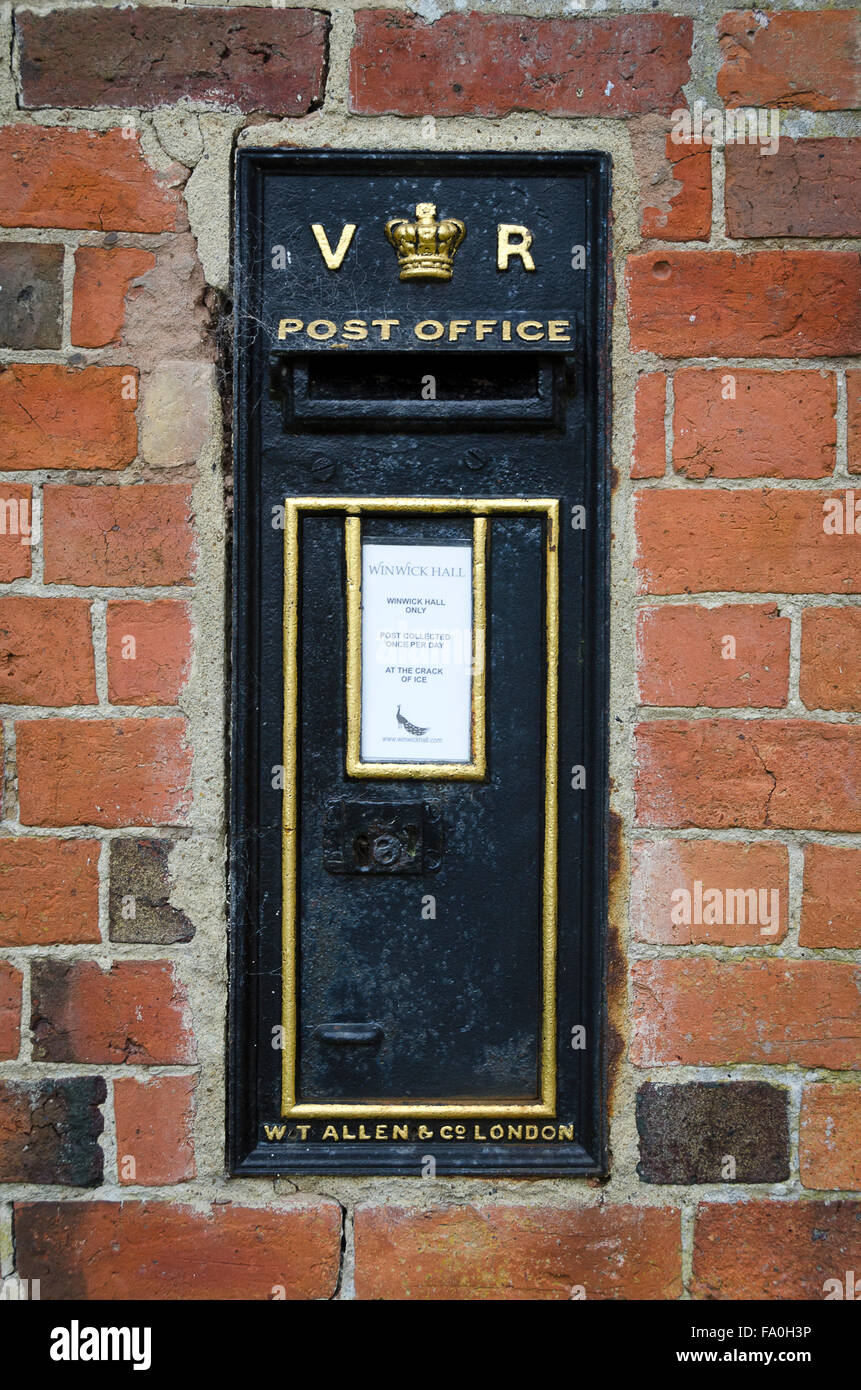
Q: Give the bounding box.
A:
[345,513,487,779]
[282,497,559,1118]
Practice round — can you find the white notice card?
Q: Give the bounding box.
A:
[361,543,473,763]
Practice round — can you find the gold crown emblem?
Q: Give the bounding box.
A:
[384,203,466,282]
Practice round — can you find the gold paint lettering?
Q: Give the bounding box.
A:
[525,1125,538,1140]
[358,1124,371,1140]
[372,318,399,341]
[502,320,512,341]
[455,1124,466,1139]
[448,319,471,341]
[541,1125,556,1140]
[507,1125,523,1141]
[474,1125,487,1141]
[440,1124,453,1139]
[375,1125,389,1140]
[307,318,337,341]
[310,222,357,271]
[490,1124,504,1140]
[414,319,445,341]
[342,318,368,340]
[497,224,536,272]
[341,1125,356,1140]
[393,1124,408,1141]
[548,319,572,342]
[322,1125,339,1141]
[558,1125,574,1142]
[516,320,544,341]
[418,1124,433,1139]
[264,1124,286,1141]
[295,1125,311,1140]
[277,317,303,340]
[475,319,497,341]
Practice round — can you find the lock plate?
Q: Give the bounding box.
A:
[322,799,443,874]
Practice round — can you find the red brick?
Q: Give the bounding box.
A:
[0,486,33,581]
[15,1200,342,1299]
[693,1201,861,1300]
[0,959,22,1058]
[636,719,861,832]
[0,126,185,233]
[637,604,790,707]
[0,242,64,349]
[635,489,860,596]
[801,608,861,711]
[17,717,192,828]
[114,1076,196,1186]
[717,11,861,112]
[631,373,666,479]
[107,600,192,706]
[18,8,329,114]
[350,12,692,117]
[0,1077,105,1186]
[800,845,861,950]
[71,247,156,349]
[44,485,196,587]
[848,370,861,475]
[354,1204,682,1300]
[627,251,861,358]
[642,136,711,241]
[726,138,861,239]
[632,958,861,1068]
[0,838,100,946]
[631,840,789,946]
[800,1087,861,1192]
[0,597,96,705]
[31,959,195,1065]
[0,364,138,471]
[672,369,836,479]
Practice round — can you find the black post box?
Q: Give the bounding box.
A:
[230,151,611,1175]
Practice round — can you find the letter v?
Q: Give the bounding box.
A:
[311,223,357,270]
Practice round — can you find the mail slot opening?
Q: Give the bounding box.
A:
[282,353,562,427]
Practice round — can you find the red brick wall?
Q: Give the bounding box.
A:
[0,3,859,1301]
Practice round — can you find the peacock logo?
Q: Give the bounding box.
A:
[396,705,428,737]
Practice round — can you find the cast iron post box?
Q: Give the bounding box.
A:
[231,151,610,1175]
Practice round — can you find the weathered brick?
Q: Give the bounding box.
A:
[114,1076,196,1185]
[0,365,138,471]
[848,370,861,475]
[717,11,861,112]
[631,373,666,479]
[641,136,711,241]
[0,838,100,946]
[30,959,195,1065]
[0,959,22,1058]
[800,608,861,711]
[107,600,192,705]
[800,845,861,950]
[636,604,790,707]
[139,361,216,469]
[71,247,156,349]
[0,126,186,233]
[631,839,789,945]
[627,251,861,358]
[672,369,836,479]
[800,1086,861,1192]
[632,958,861,1068]
[635,489,860,596]
[43,485,196,587]
[0,486,33,582]
[18,7,329,114]
[0,597,96,705]
[350,12,692,117]
[15,1200,342,1299]
[17,717,192,828]
[0,1077,105,1186]
[693,1201,861,1300]
[726,138,861,239]
[0,243,63,349]
[354,1204,682,1299]
[637,1082,789,1184]
[636,720,861,831]
[109,838,193,944]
